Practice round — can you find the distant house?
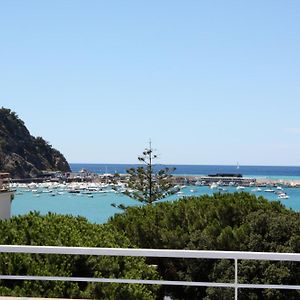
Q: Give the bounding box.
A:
[0,173,10,190]
[0,173,13,220]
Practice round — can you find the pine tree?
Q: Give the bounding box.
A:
[112,142,178,209]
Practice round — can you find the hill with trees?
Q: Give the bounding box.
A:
[0,107,70,178]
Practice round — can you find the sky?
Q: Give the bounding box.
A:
[1,1,300,165]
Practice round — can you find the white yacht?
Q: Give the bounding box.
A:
[278,193,289,199]
[236,186,245,190]
[210,182,218,189]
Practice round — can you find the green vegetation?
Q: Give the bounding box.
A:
[1,193,299,299]
[112,143,177,209]
[0,212,160,299]
[109,192,300,299]
[0,107,70,178]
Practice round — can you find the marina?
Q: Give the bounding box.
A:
[7,164,300,224]
[10,175,300,224]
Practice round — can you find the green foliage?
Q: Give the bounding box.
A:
[2,192,300,299]
[0,212,160,299]
[109,192,300,299]
[124,166,177,205]
[113,144,178,209]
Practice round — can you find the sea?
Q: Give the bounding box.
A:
[12,164,300,224]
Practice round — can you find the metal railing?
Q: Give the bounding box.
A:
[0,245,299,299]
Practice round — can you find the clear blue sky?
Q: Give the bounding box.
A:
[1,1,300,165]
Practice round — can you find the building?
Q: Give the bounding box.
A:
[0,173,13,220]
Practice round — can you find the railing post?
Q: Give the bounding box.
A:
[235,258,238,300]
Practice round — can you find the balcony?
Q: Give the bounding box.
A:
[0,245,299,299]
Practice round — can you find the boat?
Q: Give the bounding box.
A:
[195,180,204,186]
[82,191,93,195]
[264,189,275,193]
[210,183,218,189]
[68,189,81,194]
[278,193,289,199]
[236,186,245,190]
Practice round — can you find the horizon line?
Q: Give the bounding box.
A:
[69,162,300,168]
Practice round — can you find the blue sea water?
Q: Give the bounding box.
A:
[11,164,300,224]
[70,163,300,179]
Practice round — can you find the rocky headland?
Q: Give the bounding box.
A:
[0,107,71,178]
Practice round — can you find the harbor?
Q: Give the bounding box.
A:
[7,165,300,224]
[9,173,294,203]
[9,169,300,188]
[8,170,300,224]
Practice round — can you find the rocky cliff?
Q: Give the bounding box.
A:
[0,107,71,178]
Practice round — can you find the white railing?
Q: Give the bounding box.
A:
[0,245,299,300]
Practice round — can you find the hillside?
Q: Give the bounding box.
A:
[0,107,71,178]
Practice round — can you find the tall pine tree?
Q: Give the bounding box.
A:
[112,141,178,209]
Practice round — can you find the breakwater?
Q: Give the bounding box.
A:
[173,175,300,187]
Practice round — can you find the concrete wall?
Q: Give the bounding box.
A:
[0,192,12,220]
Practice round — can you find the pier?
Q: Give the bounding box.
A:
[8,171,300,188]
[172,175,300,188]
[172,175,256,186]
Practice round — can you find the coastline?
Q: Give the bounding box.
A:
[10,173,300,188]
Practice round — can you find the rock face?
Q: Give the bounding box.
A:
[0,108,71,178]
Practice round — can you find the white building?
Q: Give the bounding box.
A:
[0,173,13,220]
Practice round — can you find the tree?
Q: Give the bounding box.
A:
[109,193,300,299]
[112,142,178,209]
[0,212,160,299]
